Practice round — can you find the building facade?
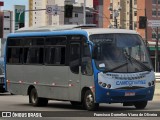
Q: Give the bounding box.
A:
[103,0,160,71]
[29,0,93,27]
[0,10,13,57]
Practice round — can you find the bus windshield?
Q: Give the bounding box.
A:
[90,34,153,73]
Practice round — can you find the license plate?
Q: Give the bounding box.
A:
[125,92,135,96]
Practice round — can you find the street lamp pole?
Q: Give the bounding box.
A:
[83,0,86,24]
[155,27,159,72]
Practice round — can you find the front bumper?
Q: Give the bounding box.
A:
[95,86,155,103]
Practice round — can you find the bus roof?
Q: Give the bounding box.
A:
[8,25,138,38]
[84,28,138,35]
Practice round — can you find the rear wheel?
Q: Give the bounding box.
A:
[134,101,148,109]
[29,88,48,106]
[83,90,99,111]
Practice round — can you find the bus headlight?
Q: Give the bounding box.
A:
[102,83,107,87]
[107,84,111,89]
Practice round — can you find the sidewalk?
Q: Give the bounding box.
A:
[154,82,160,96]
[153,95,160,101]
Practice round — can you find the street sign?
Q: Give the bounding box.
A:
[46,5,60,15]
[14,5,25,30]
[148,20,160,28]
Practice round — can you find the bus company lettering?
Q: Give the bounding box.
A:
[116,80,146,86]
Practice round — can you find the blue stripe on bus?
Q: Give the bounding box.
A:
[7,30,89,38]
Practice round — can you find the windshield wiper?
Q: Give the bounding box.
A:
[103,62,128,73]
[124,51,151,71]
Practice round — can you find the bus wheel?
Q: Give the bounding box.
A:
[134,101,148,109]
[83,90,99,111]
[70,101,82,106]
[29,88,48,106]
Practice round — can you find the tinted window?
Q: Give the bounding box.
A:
[7,48,23,64]
[81,43,93,76]
[45,36,67,65]
[69,43,80,74]
[24,48,44,64]
[24,38,44,46]
[45,47,65,65]
[8,38,23,46]
[23,37,44,64]
[46,37,67,45]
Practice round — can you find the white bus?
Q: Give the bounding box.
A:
[5,25,155,110]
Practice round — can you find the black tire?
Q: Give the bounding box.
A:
[134,101,148,109]
[83,90,99,111]
[70,101,82,106]
[29,88,48,106]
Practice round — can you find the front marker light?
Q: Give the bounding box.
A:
[102,83,107,87]
[107,84,111,89]
[99,82,102,85]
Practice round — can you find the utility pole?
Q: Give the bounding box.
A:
[145,8,148,46]
[83,0,86,24]
[129,0,133,30]
[155,27,159,72]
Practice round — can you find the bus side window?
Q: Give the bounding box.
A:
[23,37,44,64]
[69,43,81,74]
[81,43,93,76]
[7,38,23,64]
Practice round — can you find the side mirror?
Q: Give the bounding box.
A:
[92,45,101,60]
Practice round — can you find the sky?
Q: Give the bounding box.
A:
[1,0,29,26]
[2,0,28,10]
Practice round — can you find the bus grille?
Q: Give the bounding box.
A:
[0,77,4,83]
[111,95,146,101]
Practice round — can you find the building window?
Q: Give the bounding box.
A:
[134,22,137,30]
[152,32,156,39]
[158,10,160,16]
[152,9,157,16]
[134,11,137,16]
[110,14,113,19]
[152,0,157,4]
[75,13,78,17]
[4,16,10,18]
[4,28,10,30]
[134,0,137,5]
[158,0,160,4]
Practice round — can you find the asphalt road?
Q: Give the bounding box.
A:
[0,93,159,120]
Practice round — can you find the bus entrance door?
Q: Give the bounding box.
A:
[68,42,81,101]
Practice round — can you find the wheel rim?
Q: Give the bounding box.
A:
[31,90,37,103]
[86,94,94,108]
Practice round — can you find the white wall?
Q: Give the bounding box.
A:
[32,0,47,26]
[3,11,12,38]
